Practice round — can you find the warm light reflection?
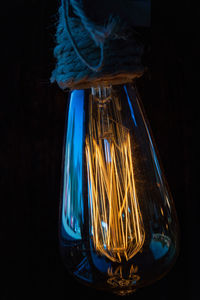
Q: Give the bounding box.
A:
[86,91,145,262]
[107,264,140,289]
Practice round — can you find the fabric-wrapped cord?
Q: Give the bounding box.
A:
[51,0,146,90]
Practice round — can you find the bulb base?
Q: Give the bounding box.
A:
[113,288,137,296]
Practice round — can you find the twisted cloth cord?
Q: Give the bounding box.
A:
[51,0,146,90]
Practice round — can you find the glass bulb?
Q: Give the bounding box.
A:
[59,83,180,296]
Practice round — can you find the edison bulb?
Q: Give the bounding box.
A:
[59,83,180,295]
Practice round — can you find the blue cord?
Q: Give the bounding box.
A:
[62,0,104,72]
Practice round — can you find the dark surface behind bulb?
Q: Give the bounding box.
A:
[1,1,198,299]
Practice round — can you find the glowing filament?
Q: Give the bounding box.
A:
[86,94,145,263]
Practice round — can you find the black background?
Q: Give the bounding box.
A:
[1,1,199,299]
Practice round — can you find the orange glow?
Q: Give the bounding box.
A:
[85,94,145,263]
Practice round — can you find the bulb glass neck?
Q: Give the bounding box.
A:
[91,85,112,107]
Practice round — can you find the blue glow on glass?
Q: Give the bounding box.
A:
[104,138,111,162]
[124,85,137,127]
[62,90,84,240]
[150,239,169,260]
[145,126,165,192]
[90,248,112,274]
[142,113,171,209]
[101,221,108,230]
[74,257,93,283]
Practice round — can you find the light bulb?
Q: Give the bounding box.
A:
[59,83,180,295]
